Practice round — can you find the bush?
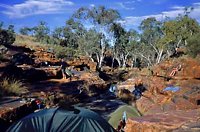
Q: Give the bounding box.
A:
[186,33,200,58]
[0,78,28,96]
[0,29,15,46]
[52,45,76,59]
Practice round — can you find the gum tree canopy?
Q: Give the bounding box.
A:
[73,6,121,68]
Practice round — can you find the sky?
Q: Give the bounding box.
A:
[0,0,200,32]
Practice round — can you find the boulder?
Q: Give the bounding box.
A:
[117,78,144,92]
[11,53,34,65]
[125,109,200,132]
[36,67,62,79]
[68,56,97,72]
[77,71,107,93]
[2,64,23,79]
[23,68,47,81]
[33,50,59,66]
[152,57,200,79]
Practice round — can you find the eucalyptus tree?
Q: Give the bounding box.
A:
[19,27,35,36]
[73,6,121,68]
[78,29,101,62]
[110,22,133,68]
[33,21,50,43]
[139,17,165,65]
[161,15,200,59]
[52,27,63,39]
[110,22,126,67]
[186,33,200,58]
[7,25,15,34]
[19,27,30,35]
[126,29,140,68]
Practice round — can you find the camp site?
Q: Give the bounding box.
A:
[0,0,200,131]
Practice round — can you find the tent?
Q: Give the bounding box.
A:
[108,105,141,128]
[7,106,115,132]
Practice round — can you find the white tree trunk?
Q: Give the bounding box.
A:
[156,49,163,64]
[116,57,121,67]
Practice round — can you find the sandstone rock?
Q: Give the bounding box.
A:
[33,50,59,66]
[78,71,107,93]
[68,56,97,72]
[125,109,200,132]
[172,96,197,110]
[0,101,38,131]
[23,68,47,81]
[2,64,23,79]
[36,67,62,79]
[12,53,34,65]
[136,96,155,114]
[152,57,200,79]
[117,78,144,92]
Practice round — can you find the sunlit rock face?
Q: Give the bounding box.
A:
[125,109,200,132]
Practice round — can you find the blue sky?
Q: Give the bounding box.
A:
[0,0,200,32]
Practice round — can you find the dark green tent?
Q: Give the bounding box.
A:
[7,107,115,132]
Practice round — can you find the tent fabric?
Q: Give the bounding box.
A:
[108,105,140,128]
[7,107,115,132]
[163,86,180,92]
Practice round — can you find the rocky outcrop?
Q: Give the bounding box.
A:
[36,67,62,79]
[0,100,38,131]
[117,77,144,92]
[125,109,200,132]
[68,56,97,72]
[33,50,58,65]
[78,71,107,93]
[153,57,200,79]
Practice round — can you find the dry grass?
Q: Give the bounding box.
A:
[15,35,72,59]
[0,78,28,96]
[15,35,47,49]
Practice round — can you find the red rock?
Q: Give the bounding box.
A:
[125,109,200,132]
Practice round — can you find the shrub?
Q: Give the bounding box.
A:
[0,29,15,46]
[186,33,200,58]
[52,45,76,59]
[0,78,28,96]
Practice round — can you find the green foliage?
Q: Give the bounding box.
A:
[19,27,32,35]
[162,16,200,47]
[0,27,15,46]
[52,45,76,59]
[34,21,50,43]
[52,27,63,39]
[186,33,200,58]
[0,78,28,96]
[74,6,120,26]
[8,6,200,68]
[78,29,101,56]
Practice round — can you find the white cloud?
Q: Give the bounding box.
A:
[90,4,95,7]
[116,1,136,10]
[115,0,142,10]
[121,2,200,29]
[170,6,185,10]
[193,2,200,6]
[124,1,135,4]
[0,0,74,18]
